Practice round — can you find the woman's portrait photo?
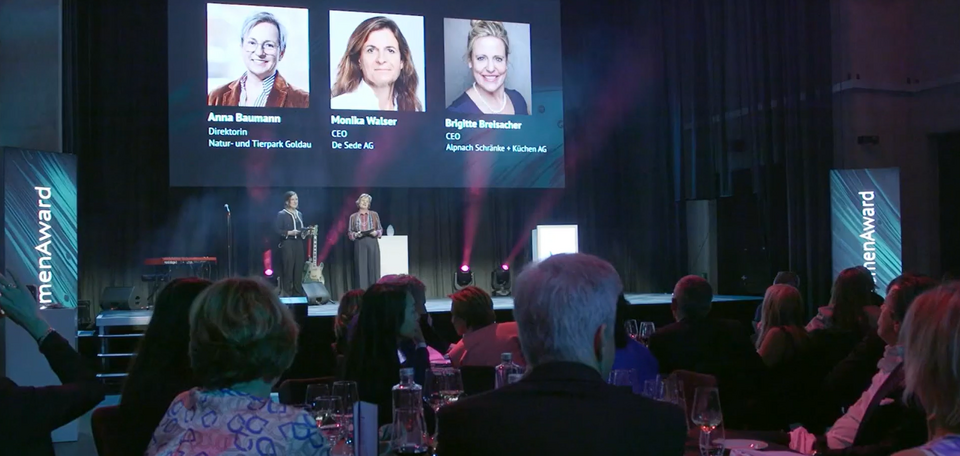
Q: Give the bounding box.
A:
[329,11,425,112]
[444,19,531,115]
[207,4,309,108]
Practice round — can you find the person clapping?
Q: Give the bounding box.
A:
[0,272,105,455]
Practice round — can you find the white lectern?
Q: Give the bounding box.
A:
[379,235,409,277]
[531,225,579,261]
[1,308,79,442]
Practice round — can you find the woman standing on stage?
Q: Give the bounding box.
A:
[348,193,382,289]
[275,191,312,297]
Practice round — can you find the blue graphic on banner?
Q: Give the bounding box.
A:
[3,147,78,307]
[830,168,902,296]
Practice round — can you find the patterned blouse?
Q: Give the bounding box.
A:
[919,434,960,456]
[145,388,328,456]
[347,211,382,240]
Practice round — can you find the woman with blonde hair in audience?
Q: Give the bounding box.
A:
[145,278,327,455]
[893,282,960,456]
[756,284,810,367]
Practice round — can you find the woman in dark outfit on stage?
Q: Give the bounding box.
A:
[348,193,383,289]
[275,191,312,296]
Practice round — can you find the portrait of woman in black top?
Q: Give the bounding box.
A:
[447,20,530,115]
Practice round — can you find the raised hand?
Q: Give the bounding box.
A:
[0,271,51,341]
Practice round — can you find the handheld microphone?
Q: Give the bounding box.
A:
[224,204,230,213]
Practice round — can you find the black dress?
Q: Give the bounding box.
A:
[447,88,529,115]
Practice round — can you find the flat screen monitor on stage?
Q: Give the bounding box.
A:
[531,224,578,262]
[829,168,902,296]
[168,0,564,188]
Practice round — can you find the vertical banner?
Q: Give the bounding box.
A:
[830,168,902,296]
[2,147,78,307]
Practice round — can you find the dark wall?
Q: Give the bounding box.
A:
[0,0,62,152]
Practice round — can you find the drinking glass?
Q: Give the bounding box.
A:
[624,319,640,340]
[691,387,724,456]
[639,321,656,345]
[313,396,345,448]
[608,369,636,390]
[441,368,464,406]
[333,381,359,446]
[305,383,330,409]
[423,368,446,443]
[643,376,664,400]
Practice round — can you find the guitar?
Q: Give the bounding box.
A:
[303,226,325,284]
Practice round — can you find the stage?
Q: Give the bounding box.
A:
[96,293,761,325]
[301,293,761,317]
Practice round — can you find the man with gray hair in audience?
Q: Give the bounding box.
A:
[437,254,686,456]
[649,275,767,428]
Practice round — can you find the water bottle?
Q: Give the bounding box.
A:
[495,353,523,389]
[391,368,428,454]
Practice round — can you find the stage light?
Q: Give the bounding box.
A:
[455,265,474,290]
[264,268,274,276]
[492,264,511,296]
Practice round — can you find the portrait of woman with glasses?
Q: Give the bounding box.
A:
[207,9,310,108]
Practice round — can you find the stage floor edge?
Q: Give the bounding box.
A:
[305,293,760,318]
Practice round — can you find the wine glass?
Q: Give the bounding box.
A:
[333,381,359,446]
[624,319,640,340]
[313,396,345,448]
[305,383,330,409]
[440,368,464,406]
[691,387,724,456]
[639,321,656,346]
[423,368,446,444]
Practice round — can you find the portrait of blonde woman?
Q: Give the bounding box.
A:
[206,5,310,108]
[329,11,425,112]
[445,19,531,115]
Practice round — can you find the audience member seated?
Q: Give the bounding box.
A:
[788,274,933,456]
[0,272,106,456]
[893,282,960,456]
[807,267,880,333]
[437,254,687,456]
[145,278,326,456]
[378,274,450,355]
[823,275,937,415]
[118,278,212,456]
[756,284,809,368]
[751,284,822,428]
[801,267,885,425]
[612,293,659,391]
[333,289,363,356]
[344,283,427,426]
[648,275,766,428]
[753,271,801,343]
[446,286,524,368]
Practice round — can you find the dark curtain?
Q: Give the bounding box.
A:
[64,0,683,321]
[661,0,834,307]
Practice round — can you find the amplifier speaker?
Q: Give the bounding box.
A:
[303,282,331,305]
[100,286,135,310]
